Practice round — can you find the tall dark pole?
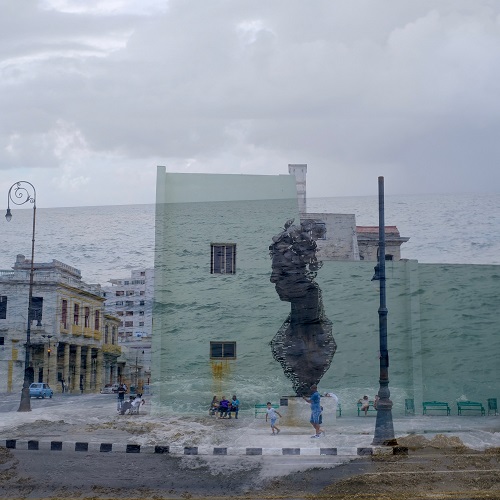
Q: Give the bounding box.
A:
[372,176,397,446]
[5,181,37,412]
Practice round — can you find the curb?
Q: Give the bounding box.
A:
[2,439,408,456]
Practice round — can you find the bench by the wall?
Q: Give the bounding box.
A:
[357,400,376,416]
[457,401,485,416]
[488,398,498,416]
[422,401,450,415]
[405,398,415,415]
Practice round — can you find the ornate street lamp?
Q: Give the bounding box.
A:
[5,181,37,412]
[371,176,397,446]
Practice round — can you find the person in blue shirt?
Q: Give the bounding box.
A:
[302,384,325,438]
[228,395,240,419]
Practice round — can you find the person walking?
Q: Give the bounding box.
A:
[117,384,126,412]
[265,402,282,435]
[303,384,325,438]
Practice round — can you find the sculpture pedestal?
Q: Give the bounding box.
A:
[279,396,337,427]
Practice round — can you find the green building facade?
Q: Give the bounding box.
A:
[154,167,500,415]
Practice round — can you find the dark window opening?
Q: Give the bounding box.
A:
[211,244,236,274]
[210,341,236,360]
[0,296,7,319]
[74,303,80,325]
[61,299,68,329]
[30,297,43,326]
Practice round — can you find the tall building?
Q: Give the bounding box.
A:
[102,269,154,390]
[0,254,121,393]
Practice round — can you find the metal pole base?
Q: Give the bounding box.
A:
[17,387,32,412]
[372,400,397,446]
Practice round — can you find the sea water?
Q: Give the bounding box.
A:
[1,192,498,283]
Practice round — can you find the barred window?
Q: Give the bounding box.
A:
[210,341,236,360]
[210,244,236,274]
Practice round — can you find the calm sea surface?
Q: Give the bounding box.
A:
[0,193,499,284]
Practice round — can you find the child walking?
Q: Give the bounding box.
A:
[265,402,282,435]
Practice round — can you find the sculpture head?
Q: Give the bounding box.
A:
[269,219,322,302]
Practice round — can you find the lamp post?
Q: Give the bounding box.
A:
[41,334,53,384]
[5,181,37,412]
[371,176,397,446]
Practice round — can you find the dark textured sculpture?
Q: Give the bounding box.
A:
[269,219,337,396]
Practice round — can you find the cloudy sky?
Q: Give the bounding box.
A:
[1,0,500,208]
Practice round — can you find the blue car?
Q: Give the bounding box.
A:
[29,383,53,399]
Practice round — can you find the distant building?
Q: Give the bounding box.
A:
[0,254,121,393]
[287,164,409,261]
[102,269,154,390]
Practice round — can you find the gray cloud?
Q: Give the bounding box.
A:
[1,0,500,206]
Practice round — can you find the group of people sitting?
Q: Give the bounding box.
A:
[209,395,239,419]
[358,394,380,415]
[118,393,145,415]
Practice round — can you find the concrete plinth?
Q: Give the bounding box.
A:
[279,396,337,427]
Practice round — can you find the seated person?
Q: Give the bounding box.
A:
[120,396,135,415]
[218,396,230,419]
[131,395,143,410]
[229,395,239,419]
[209,396,218,416]
[358,395,370,416]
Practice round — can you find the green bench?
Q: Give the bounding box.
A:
[254,403,279,419]
[457,401,485,416]
[405,398,415,415]
[357,400,376,416]
[422,401,450,415]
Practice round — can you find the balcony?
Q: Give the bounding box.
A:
[94,331,102,342]
[102,344,121,356]
[60,323,69,334]
[71,324,82,336]
[83,328,93,338]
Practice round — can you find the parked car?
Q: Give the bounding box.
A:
[29,383,53,399]
[100,383,120,394]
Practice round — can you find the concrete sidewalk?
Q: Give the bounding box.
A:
[1,393,500,456]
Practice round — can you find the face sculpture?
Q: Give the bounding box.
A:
[269,219,337,396]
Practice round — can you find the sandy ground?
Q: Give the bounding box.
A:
[2,395,500,498]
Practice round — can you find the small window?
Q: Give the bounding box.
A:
[116,301,123,306]
[84,307,90,328]
[116,291,124,296]
[312,221,327,240]
[0,337,4,346]
[124,281,129,285]
[124,321,133,327]
[139,311,144,316]
[30,297,43,325]
[140,272,145,276]
[126,291,134,296]
[139,300,145,306]
[140,291,145,296]
[211,244,236,274]
[126,311,133,316]
[0,296,7,319]
[139,322,144,327]
[117,311,124,316]
[61,299,68,329]
[210,341,236,359]
[95,310,100,330]
[74,303,80,325]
